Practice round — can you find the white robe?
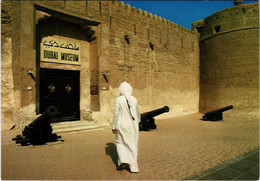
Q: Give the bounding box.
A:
[113,95,141,172]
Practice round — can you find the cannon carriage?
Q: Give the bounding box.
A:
[139,106,170,131]
[202,105,233,121]
[13,106,61,146]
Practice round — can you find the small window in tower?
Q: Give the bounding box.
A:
[214,25,221,33]
[196,27,202,33]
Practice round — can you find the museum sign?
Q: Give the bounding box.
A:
[41,36,81,65]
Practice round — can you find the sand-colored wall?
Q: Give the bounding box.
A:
[197,3,259,119]
[94,1,200,125]
[1,0,199,130]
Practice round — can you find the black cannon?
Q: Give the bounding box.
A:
[139,106,170,131]
[12,106,61,146]
[202,105,233,121]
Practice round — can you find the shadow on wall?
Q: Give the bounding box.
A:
[105,143,118,169]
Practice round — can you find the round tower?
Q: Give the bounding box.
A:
[197,3,259,118]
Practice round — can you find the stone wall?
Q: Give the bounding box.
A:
[195,3,259,119]
[1,1,25,130]
[1,1,15,130]
[94,1,200,125]
[1,0,199,130]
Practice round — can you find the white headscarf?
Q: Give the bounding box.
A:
[119,81,132,97]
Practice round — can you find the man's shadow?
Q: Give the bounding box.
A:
[105,143,118,169]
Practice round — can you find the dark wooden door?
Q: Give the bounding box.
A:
[40,68,80,121]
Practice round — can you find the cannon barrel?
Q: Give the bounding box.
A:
[202,105,233,121]
[140,106,170,131]
[29,106,59,128]
[141,106,170,119]
[12,106,61,146]
[204,105,233,115]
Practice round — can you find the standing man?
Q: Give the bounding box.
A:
[112,81,141,173]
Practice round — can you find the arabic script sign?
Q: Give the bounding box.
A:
[41,36,81,65]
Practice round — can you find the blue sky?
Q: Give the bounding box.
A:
[122,0,259,29]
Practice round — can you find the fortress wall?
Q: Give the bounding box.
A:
[199,3,259,119]
[94,1,200,124]
[1,1,34,130]
[1,1,16,130]
[200,3,259,40]
[1,0,199,129]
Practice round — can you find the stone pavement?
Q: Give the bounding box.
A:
[185,148,259,180]
[1,113,259,180]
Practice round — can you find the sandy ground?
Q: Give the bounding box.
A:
[1,113,259,180]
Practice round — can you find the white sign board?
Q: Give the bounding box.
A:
[41,36,81,65]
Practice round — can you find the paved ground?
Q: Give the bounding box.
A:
[185,148,259,180]
[1,113,259,180]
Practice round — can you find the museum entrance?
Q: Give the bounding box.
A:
[40,68,80,121]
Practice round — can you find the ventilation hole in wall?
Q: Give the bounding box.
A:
[148,28,150,41]
[86,0,88,11]
[109,16,112,30]
[213,25,221,33]
[99,2,102,17]
[242,8,246,13]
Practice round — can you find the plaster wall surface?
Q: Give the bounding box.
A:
[92,1,200,125]
[198,3,259,119]
[1,0,199,130]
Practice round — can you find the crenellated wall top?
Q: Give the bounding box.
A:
[111,1,196,35]
[199,2,259,41]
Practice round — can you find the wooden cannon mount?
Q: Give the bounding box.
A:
[12,106,62,146]
[202,105,233,121]
[139,106,170,131]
